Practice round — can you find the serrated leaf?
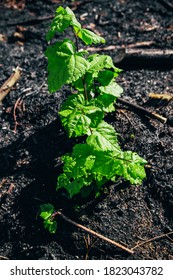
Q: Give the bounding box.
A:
[68,112,91,137]
[46,6,72,41]
[89,110,104,128]
[57,144,95,197]
[40,203,54,220]
[88,54,118,73]
[45,40,89,93]
[57,173,85,198]
[92,149,147,184]
[76,28,105,45]
[112,150,147,184]
[72,143,91,157]
[59,94,103,137]
[94,93,116,113]
[65,7,81,29]
[99,81,123,97]
[57,172,88,197]
[57,143,147,197]
[72,72,95,95]
[92,150,117,180]
[87,121,120,151]
[71,143,95,178]
[59,94,91,136]
[46,6,81,41]
[43,219,57,234]
[98,70,115,86]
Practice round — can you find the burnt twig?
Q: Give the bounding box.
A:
[52,211,134,254]
[131,231,173,250]
[117,97,173,127]
[125,48,173,60]
[86,41,155,52]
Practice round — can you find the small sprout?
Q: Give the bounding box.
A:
[40,204,57,234]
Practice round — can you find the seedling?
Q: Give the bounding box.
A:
[40,6,147,232]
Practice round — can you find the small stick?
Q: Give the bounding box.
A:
[0,255,9,260]
[126,41,155,48]
[117,108,134,127]
[0,66,21,103]
[117,97,173,126]
[13,97,22,133]
[125,48,173,59]
[131,231,173,250]
[86,41,154,52]
[53,211,133,254]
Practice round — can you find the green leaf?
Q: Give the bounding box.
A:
[87,54,120,74]
[113,151,147,184]
[57,144,95,197]
[68,112,92,137]
[59,94,91,136]
[92,149,147,184]
[70,143,95,178]
[98,70,115,86]
[65,7,81,29]
[46,6,72,41]
[76,28,105,45]
[89,110,104,128]
[72,72,94,94]
[94,93,116,113]
[45,40,89,92]
[46,5,105,46]
[40,203,54,220]
[57,143,147,198]
[43,219,57,234]
[92,150,118,180]
[87,121,120,151]
[59,94,103,137]
[46,6,81,41]
[99,81,123,97]
[58,175,93,198]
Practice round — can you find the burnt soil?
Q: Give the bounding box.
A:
[0,0,173,260]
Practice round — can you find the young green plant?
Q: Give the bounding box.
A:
[40,6,147,233]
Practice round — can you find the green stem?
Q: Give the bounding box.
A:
[82,76,88,101]
[73,29,88,101]
[74,31,79,52]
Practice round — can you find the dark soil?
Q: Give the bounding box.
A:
[0,0,173,260]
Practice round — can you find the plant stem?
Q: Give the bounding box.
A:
[52,210,134,254]
[73,30,88,101]
[82,77,88,101]
[74,31,79,52]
